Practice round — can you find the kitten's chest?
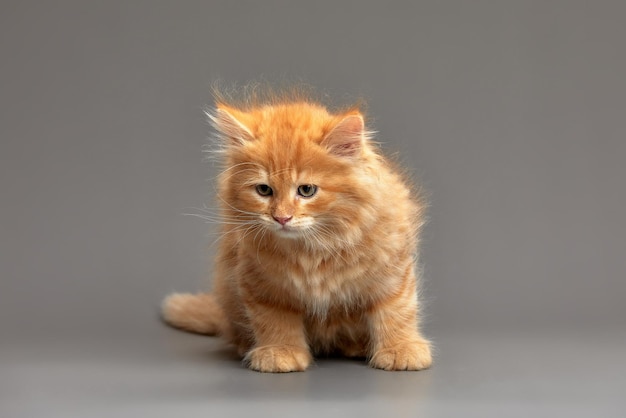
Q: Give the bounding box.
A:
[282,252,365,316]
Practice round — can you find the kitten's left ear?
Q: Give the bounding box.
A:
[322,114,366,158]
[207,106,255,145]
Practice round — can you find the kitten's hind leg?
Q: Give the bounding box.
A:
[161,292,225,335]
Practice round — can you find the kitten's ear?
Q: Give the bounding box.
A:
[208,106,255,145]
[322,114,365,158]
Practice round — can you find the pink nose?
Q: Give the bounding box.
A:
[273,216,293,225]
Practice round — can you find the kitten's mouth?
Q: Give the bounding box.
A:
[273,225,301,237]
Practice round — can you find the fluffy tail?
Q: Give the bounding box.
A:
[161,292,225,335]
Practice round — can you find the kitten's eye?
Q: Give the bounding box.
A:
[255,184,273,196]
[297,184,318,198]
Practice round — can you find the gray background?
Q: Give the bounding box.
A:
[1,1,625,417]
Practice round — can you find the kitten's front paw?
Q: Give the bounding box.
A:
[244,345,312,373]
[370,340,432,371]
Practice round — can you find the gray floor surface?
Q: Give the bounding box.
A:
[3,325,625,417]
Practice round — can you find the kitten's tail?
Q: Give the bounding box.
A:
[161,292,225,335]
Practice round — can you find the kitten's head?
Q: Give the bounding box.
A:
[209,98,378,246]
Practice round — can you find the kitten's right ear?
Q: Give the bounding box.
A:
[207,107,255,145]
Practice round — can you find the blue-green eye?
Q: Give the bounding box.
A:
[256,184,273,196]
[297,184,317,198]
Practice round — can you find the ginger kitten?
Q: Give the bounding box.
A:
[162,89,432,372]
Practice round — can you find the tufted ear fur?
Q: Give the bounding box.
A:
[322,114,365,158]
[208,107,255,145]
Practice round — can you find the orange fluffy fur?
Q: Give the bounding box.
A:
[162,89,432,372]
